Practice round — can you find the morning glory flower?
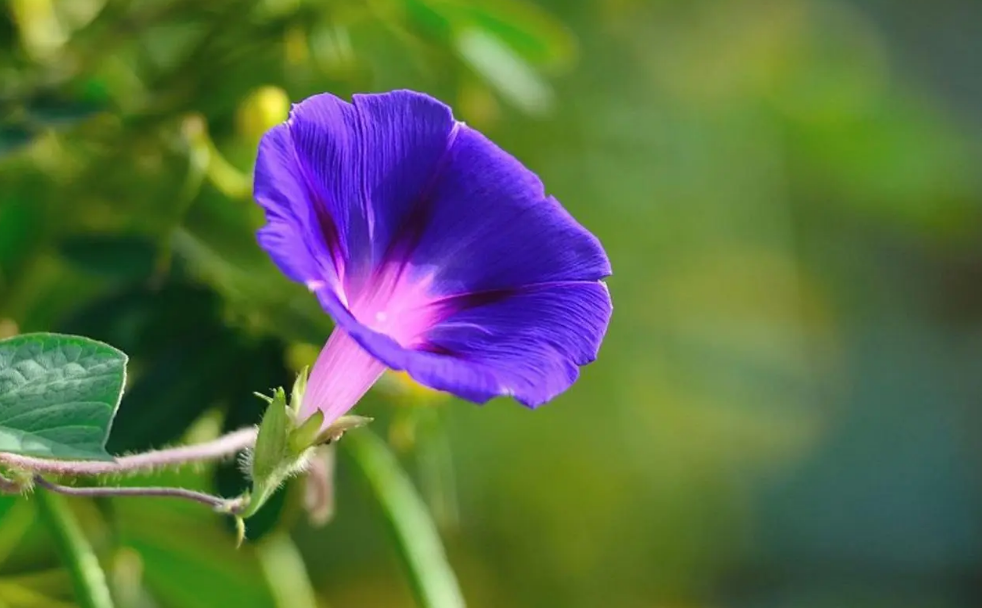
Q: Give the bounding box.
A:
[253,90,612,427]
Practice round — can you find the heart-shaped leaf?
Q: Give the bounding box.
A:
[0,333,127,460]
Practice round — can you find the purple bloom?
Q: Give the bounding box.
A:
[253,90,611,426]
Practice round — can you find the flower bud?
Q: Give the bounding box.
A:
[236,86,290,143]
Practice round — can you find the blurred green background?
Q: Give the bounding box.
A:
[2,0,982,606]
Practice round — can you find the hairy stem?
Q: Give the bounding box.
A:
[32,476,244,513]
[0,427,257,477]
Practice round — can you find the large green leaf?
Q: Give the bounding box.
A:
[0,333,127,460]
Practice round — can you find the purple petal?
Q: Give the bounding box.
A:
[404,126,611,295]
[284,90,457,288]
[315,281,612,407]
[254,124,340,288]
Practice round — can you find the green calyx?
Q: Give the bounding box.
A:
[242,368,372,520]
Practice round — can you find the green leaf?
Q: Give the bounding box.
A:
[343,429,465,608]
[0,333,127,460]
[408,0,576,69]
[453,27,553,115]
[24,94,107,127]
[255,533,318,608]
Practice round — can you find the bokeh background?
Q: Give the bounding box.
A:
[2,0,982,606]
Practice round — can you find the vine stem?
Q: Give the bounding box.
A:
[0,427,257,476]
[32,476,245,513]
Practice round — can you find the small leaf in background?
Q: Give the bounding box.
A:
[408,0,576,69]
[23,92,108,127]
[254,532,319,608]
[0,333,126,460]
[344,429,465,608]
[0,197,45,281]
[33,488,114,608]
[404,0,571,114]
[414,409,459,531]
[453,26,553,115]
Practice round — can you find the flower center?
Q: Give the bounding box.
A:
[346,263,440,347]
[300,264,443,427]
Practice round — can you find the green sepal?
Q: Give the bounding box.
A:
[290,366,309,414]
[234,516,247,549]
[287,413,373,454]
[251,388,290,482]
[242,371,374,520]
[288,410,324,455]
[317,416,373,445]
[243,388,297,519]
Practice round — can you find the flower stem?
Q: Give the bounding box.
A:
[0,427,257,477]
[33,487,115,608]
[32,476,244,513]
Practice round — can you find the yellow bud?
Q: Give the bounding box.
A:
[382,371,447,405]
[181,113,208,145]
[236,86,291,143]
